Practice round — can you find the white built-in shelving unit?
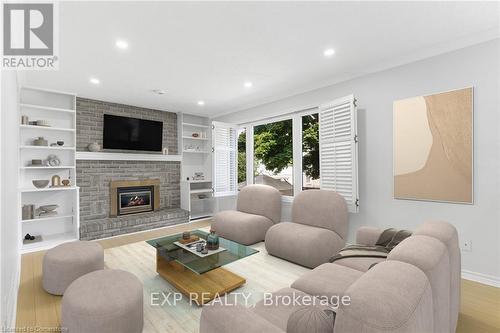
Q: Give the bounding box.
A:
[18,86,80,253]
[179,114,214,220]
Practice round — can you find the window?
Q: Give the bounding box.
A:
[302,113,320,190]
[237,128,247,190]
[253,119,293,196]
[213,95,358,212]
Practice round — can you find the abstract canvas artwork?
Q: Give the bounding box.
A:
[393,87,473,203]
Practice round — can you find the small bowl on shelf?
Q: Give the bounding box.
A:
[32,180,49,188]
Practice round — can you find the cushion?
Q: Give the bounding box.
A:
[213,210,273,245]
[414,220,460,332]
[253,288,328,331]
[42,241,104,295]
[333,256,386,272]
[334,261,434,333]
[265,222,345,268]
[291,263,363,300]
[291,190,348,239]
[61,269,143,333]
[388,235,450,333]
[200,302,283,333]
[287,306,335,333]
[237,184,282,223]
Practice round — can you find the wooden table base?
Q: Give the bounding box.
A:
[156,251,246,305]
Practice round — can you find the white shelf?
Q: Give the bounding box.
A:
[21,214,74,223]
[182,122,209,129]
[21,166,75,169]
[20,186,79,193]
[20,145,76,150]
[183,150,209,154]
[76,151,182,162]
[182,136,208,141]
[21,232,77,253]
[190,188,213,194]
[20,124,75,132]
[20,103,75,114]
[21,85,77,96]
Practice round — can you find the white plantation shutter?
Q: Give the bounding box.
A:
[212,121,238,197]
[319,95,359,213]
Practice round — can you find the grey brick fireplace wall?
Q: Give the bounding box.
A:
[76,97,178,154]
[76,98,188,240]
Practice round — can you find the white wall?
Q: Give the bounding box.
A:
[1,71,21,328]
[216,40,500,282]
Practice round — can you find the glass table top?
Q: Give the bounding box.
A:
[146,230,259,274]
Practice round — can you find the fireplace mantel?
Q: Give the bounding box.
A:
[76,151,182,162]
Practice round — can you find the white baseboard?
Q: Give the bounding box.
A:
[462,269,500,288]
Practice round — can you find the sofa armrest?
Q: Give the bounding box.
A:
[334,261,434,333]
[200,303,283,333]
[355,226,383,246]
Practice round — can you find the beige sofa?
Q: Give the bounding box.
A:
[200,221,460,333]
[212,184,282,245]
[265,190,348,268]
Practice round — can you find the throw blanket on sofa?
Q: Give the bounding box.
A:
[329,228,412,264]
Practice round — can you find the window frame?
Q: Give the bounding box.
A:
[242,108,319,202]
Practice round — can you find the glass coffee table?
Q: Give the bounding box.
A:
[146,230,258,305]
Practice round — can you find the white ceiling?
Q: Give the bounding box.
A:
[24,1,499,117]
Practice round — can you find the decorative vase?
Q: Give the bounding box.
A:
[206,230,219,250]
[88,142,101,152]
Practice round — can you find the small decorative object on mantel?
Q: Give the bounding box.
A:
[46,154,61,166]
[57,141,64,146]
[191,133,199,138]
[162,147,169,155]
[206,230,220,250]
[21,115,29,125]
[33,137,48,146]
[32,179,49,188]
[62,179,71,186]
[88,142,101,152]
[51,175,61,187]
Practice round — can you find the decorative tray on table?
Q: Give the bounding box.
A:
[174,237,226,258]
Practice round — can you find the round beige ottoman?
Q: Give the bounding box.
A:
[42,241,104,295]
[61,269,144,333]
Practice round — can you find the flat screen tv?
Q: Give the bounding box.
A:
[103,114,163,152]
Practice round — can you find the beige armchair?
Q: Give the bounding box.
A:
[212,184,282,245]
[265,190,348,268]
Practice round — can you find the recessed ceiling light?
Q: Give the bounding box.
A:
[152,89,166,95]
[90,77,100,85]
[115,39,129,49]
[323,48,335,57]
[197,101,205,106]
[244,81,253,88]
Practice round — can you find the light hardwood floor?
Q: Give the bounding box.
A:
[16,220,500,332]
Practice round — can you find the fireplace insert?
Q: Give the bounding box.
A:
[117,186,154,215]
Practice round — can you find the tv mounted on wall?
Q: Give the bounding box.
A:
[103,114,163,152]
